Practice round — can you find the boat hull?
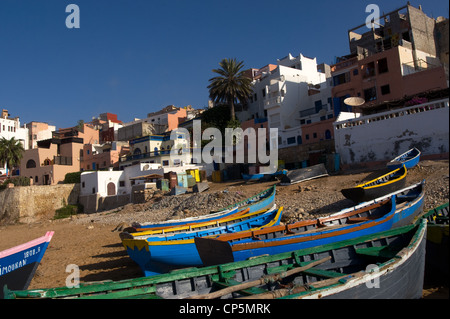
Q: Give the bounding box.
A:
[289,222,426,299]
[123,206,283,276]
[387,147,421,169]
[341,165,407,203]
[196,183,424,266]
[280,163,328,186]
[133,185,276,230]
[422,202,449,280]
[0,231,54,299]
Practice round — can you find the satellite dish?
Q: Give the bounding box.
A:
[344,97,365,107]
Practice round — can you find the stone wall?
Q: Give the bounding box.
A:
[79,193,130,214]
[0,184,80,225]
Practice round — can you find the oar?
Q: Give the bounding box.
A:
[188,256,331,299]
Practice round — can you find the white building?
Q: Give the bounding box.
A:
[80,163,164,197]
[1,109,29,175]
[333,99,449,166]
[236,54,334,148]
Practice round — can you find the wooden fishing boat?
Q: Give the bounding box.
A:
[4,220,426,299]
[0,231,54,299]
[422,202,449,278]
[121,205,283,276]
[341,165,407,203]
[130,185,276,231]
[195,181,424,266]
[280,163,328,186]
[121,199,277,239]
[387,147,421,169]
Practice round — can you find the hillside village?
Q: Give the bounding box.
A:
[1,3,449,220]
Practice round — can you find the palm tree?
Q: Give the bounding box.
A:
[0,137,24,176]
[207,58,252,121]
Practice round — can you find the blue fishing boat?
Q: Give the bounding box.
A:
[196,181,424,266]
[0,231,54,299]
[131,185,276,231]
[122,205,283,276]
[387,147,421,169]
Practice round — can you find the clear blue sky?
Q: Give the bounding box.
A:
[0,0,448,129]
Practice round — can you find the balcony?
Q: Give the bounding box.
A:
[119,149,178,163]
[264,94,284,110]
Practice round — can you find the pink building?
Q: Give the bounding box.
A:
[81,142,129,171]
[20,124,99,185]
[331,45,447,115]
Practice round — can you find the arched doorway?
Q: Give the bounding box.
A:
[107,182,116,196]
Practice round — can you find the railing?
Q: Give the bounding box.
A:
[264,95,283,109]
[334,99,449,130]
[53,156,73,166]
[120,149,184,162]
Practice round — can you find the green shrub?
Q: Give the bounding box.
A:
[54,204,83,219]
[64,171,82,184]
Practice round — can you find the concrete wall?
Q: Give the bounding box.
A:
[79,193,130,214]
[0,184,80,224]
[334,99,449,166]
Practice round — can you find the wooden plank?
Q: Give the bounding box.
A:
[355,245,398,259]
[302,268,345,278]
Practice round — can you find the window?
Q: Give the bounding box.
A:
[363,62,375,78]
[364,87,377,101]
[333,72,350,86]
[26,159,36,168]
[162,160,169,166]
[381,84,391,95]
[287,137,296,145]
[378,58,389,74]
[314,100,323,113]
[35,176,38,183]
[262,89,266,97]
[82,182,85,188]
[313,133,317,139]
[353,69,358,76]
[119,181,125,187]
[305,134,310,140]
